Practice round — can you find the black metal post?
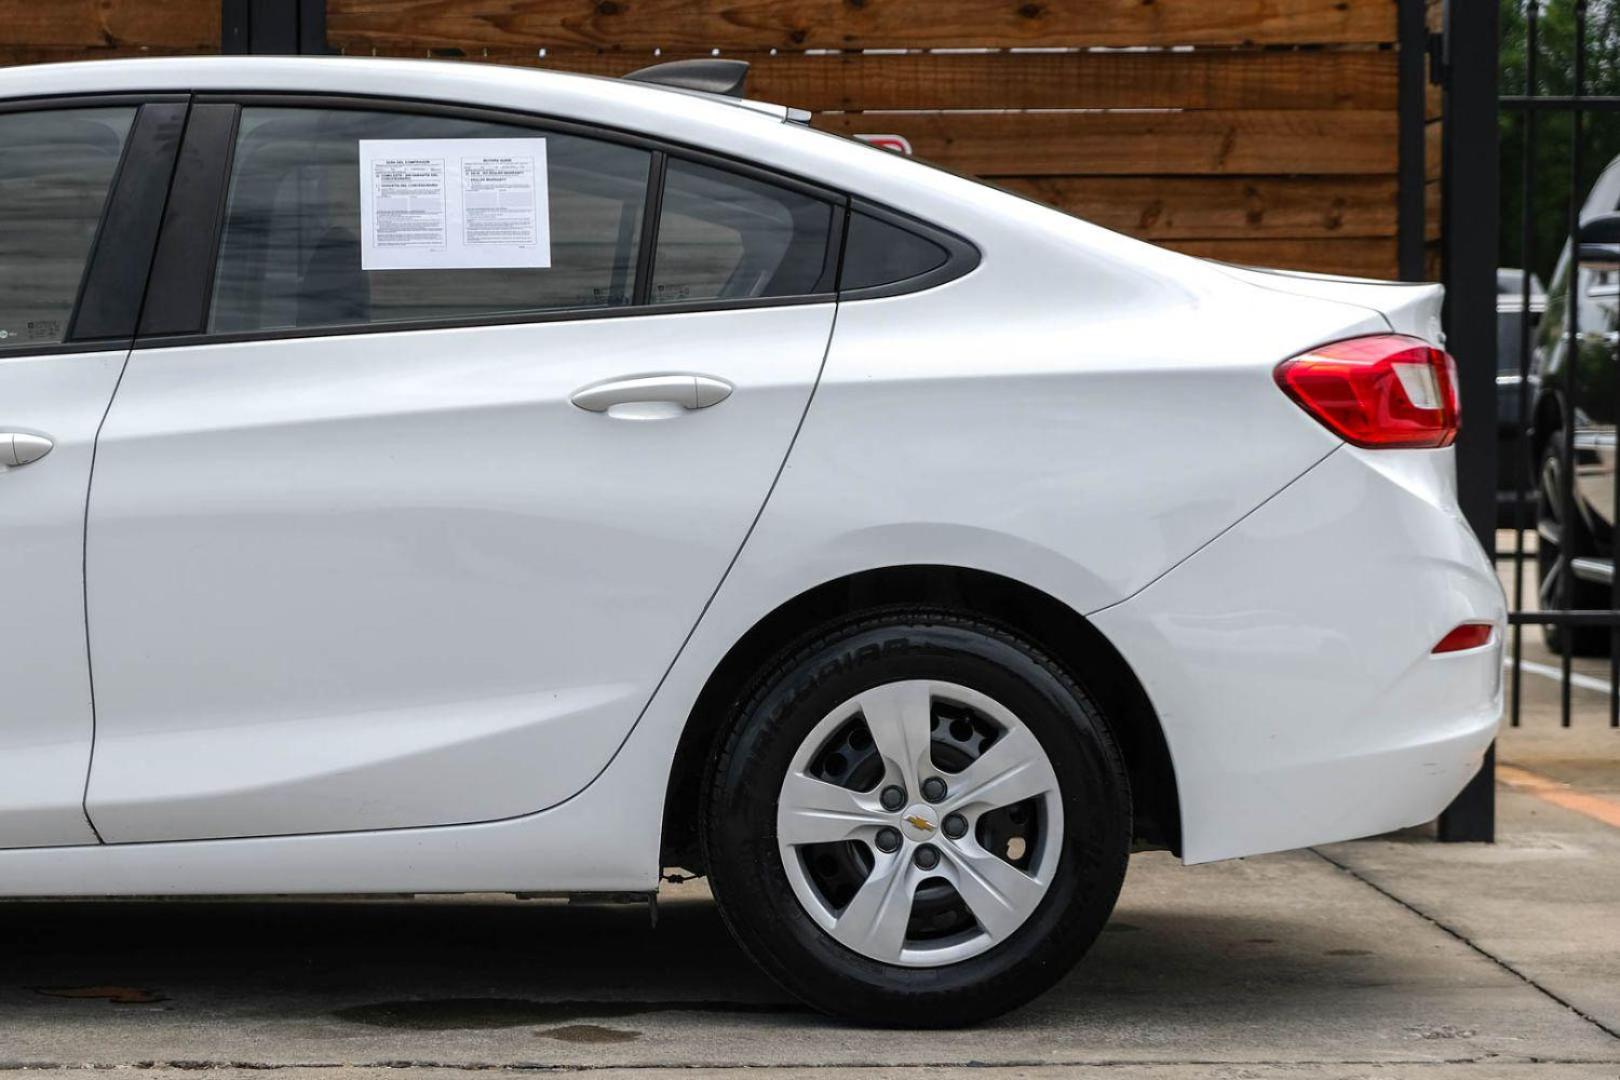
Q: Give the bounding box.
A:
[1559,3,1587,729]
[1439,744,1496,842]
[221,0,327,55]
[297,0,329,55]
[1510,0,1540,730]
[1437,0,1500,843]
[1398,0,1429,281]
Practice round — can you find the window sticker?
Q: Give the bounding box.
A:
[358,138,551,271]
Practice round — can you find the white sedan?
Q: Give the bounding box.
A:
[0,56,1503,1026]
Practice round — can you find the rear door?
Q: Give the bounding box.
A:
[0,98,180,848]
[83,100,841,843]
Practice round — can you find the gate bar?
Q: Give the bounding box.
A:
[1509,1,1539,729]
[1557,1,1586,729]
[1437,0,1500,842]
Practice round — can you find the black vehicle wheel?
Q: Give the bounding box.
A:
[1537,430,1610,656]
[701,609,1132,1027]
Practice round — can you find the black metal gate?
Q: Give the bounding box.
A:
[1499,0,1620,727]
[1439,0,1620,840]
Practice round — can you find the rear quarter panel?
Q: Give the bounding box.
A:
[727,209,1383,619]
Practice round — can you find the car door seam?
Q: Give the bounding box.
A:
[564,302,845,793]
[79,97,196,843]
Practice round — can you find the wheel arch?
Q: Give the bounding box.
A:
[659,564,1181,874]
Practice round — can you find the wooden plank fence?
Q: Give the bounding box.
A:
[0,0,1414,279]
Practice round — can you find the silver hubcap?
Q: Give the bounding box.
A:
[776,679,1063,967]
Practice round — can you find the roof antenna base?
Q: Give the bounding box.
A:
[624,58,749,99]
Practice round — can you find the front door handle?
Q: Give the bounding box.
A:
[570,374,733,414]
[1,433,52,467]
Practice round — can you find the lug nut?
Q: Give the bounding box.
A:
[913,844,940,871]
[942,813,968,839]
[921,776,948,803]
[880,785,906,811]
[874,827,902,853]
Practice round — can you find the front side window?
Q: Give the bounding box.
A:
[0,107,135,349]
[210,108,652,334]
[650,158,834,305]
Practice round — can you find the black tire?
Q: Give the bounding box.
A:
[1537,430,1610,656]
[701,608,1132,1027]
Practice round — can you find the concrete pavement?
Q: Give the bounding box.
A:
[3,772,1617,1075]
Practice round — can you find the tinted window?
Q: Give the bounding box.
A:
[651,159,833,305]
[0,107,135,349]
[841,210,949,292]
[210,108,651,333]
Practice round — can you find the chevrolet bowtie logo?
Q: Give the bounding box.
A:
[904,814,936,832]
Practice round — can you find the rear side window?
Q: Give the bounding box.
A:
[841,210,950,292]
[651,158,834,305]
[209,108,652,333]
[0,107,135,350]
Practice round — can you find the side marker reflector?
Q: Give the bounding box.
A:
[1433,623,1496,654]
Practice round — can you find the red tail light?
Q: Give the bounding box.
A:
[1432,623,1495,654]
[1275,335,1460,449]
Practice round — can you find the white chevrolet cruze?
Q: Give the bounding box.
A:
[0,56,1503,1025]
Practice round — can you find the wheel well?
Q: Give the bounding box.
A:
[659,565,1182,874]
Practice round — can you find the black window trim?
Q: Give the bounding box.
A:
[134,90,973,349]
[0,92,188,357]
[632,150,668,308]
[71,99,190,342]
[138,101,241,338]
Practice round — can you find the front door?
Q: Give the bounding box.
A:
[82,102,841,843]
[0,101,176,848]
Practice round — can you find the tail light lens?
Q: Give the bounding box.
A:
[1274,335,1460,449]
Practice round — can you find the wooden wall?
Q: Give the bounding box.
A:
[0,1,218,64]
[0,0,1410,279]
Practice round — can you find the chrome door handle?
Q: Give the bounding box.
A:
[570,374,733,413]
[1,433,52,467]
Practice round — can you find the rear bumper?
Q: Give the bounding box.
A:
[1092,445,1505,864]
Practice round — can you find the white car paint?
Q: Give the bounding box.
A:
[1093,444,1504,862]
[0,57,1501,895]
[84,306,834,842]
[1222,265,1449,343]
[0,348,126,848]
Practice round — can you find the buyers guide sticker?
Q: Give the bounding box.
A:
[358,138,551,270]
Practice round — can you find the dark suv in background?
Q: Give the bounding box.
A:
[1531,158,1620,654]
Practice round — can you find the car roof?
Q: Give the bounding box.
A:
[1,56,921,202]
[0,55,792,132]
[0,56,967,218]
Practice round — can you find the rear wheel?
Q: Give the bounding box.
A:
[701,609,1131,1027]
[1537,430,1610,656]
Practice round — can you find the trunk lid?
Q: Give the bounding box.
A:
[1217,265,1446,347]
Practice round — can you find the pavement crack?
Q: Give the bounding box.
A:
[1311,846,1620,1042]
